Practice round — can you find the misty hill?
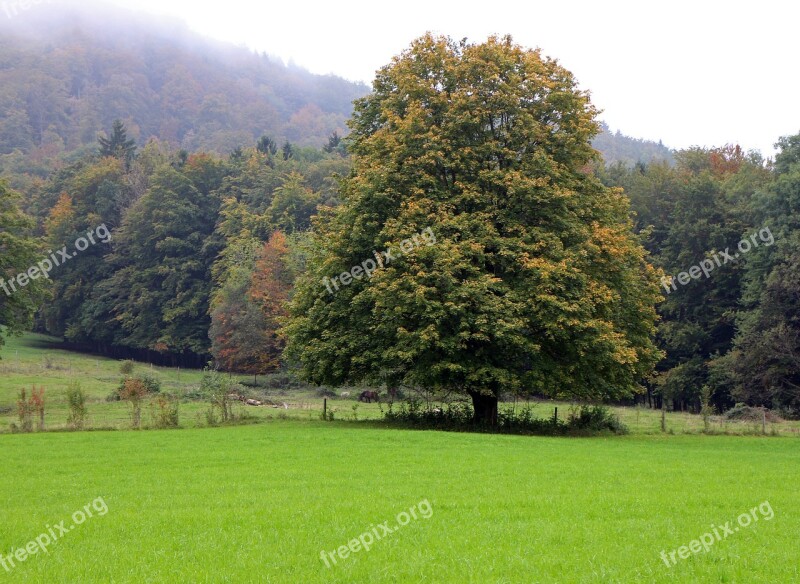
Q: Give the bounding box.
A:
[0,2,670,182]
[0,2,368,178]
[593,122,674,166]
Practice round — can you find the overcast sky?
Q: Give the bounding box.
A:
[95,0,799,156]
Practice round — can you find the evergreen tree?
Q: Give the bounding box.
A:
[257,135,278,156]
[98,120,137,164]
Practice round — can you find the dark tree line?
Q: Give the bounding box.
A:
[600,139,800,416]
[8,123,349,368]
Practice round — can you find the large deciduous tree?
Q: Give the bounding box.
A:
[285,35,662,425]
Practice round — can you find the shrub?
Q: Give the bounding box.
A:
[136,372,161,394]
[566,405,628,434]
[15,387,45,431]
[150,394,180,428]
[383,400,627,435]
[262,371,304,390]
[16,388,33,432]
[119,378,150,429]
[384,399,473,428]
[66,382,88,430]
[119,360,136,375]
[30,387,45,431]
[723,403,782,423]
[200,366,237,425]
[112,373,161,401]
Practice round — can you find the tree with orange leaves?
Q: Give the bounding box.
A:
[249,231,293,370]
[209,231,293,376]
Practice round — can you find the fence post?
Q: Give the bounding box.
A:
[323,398,327,420]
[553,407,558,423]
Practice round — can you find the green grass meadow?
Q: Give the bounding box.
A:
[2,333,798,437]
[1,333,799,582]
[2,425,798,583]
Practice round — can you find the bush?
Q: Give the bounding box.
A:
[30,387,45,431]
[119,378,150,429]
[200,366,239,425]
[119,360,136,375]
[65,382,88,430]
[383,400,627,436]
[111,373,161,401]
[566,405,628,434]
[723,403,782,423]
[16,388,33,433]
[136,372,161,394]
[262,371,304,390]
[150,394,180,428]
[15,387,45,432]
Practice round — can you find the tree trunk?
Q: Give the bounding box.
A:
[469,391,498,427]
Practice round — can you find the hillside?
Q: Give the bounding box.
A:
[0,2,672,186]
[0,2,368,180]
[593,122,674,166]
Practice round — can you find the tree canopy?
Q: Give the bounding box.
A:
[285,35,663,424]
[0,181,49,348]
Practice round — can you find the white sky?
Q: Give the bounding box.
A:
[92,1,800,156]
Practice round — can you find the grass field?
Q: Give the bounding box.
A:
[1,423,798,583]
[2,333,800,582]
[2,332,799,436]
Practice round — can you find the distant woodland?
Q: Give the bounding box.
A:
[0,3,367,187]
[0,3,667,190]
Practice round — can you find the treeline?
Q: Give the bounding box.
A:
[3,116,800,417]
[600,139,800,415]
[5,122,348,367]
